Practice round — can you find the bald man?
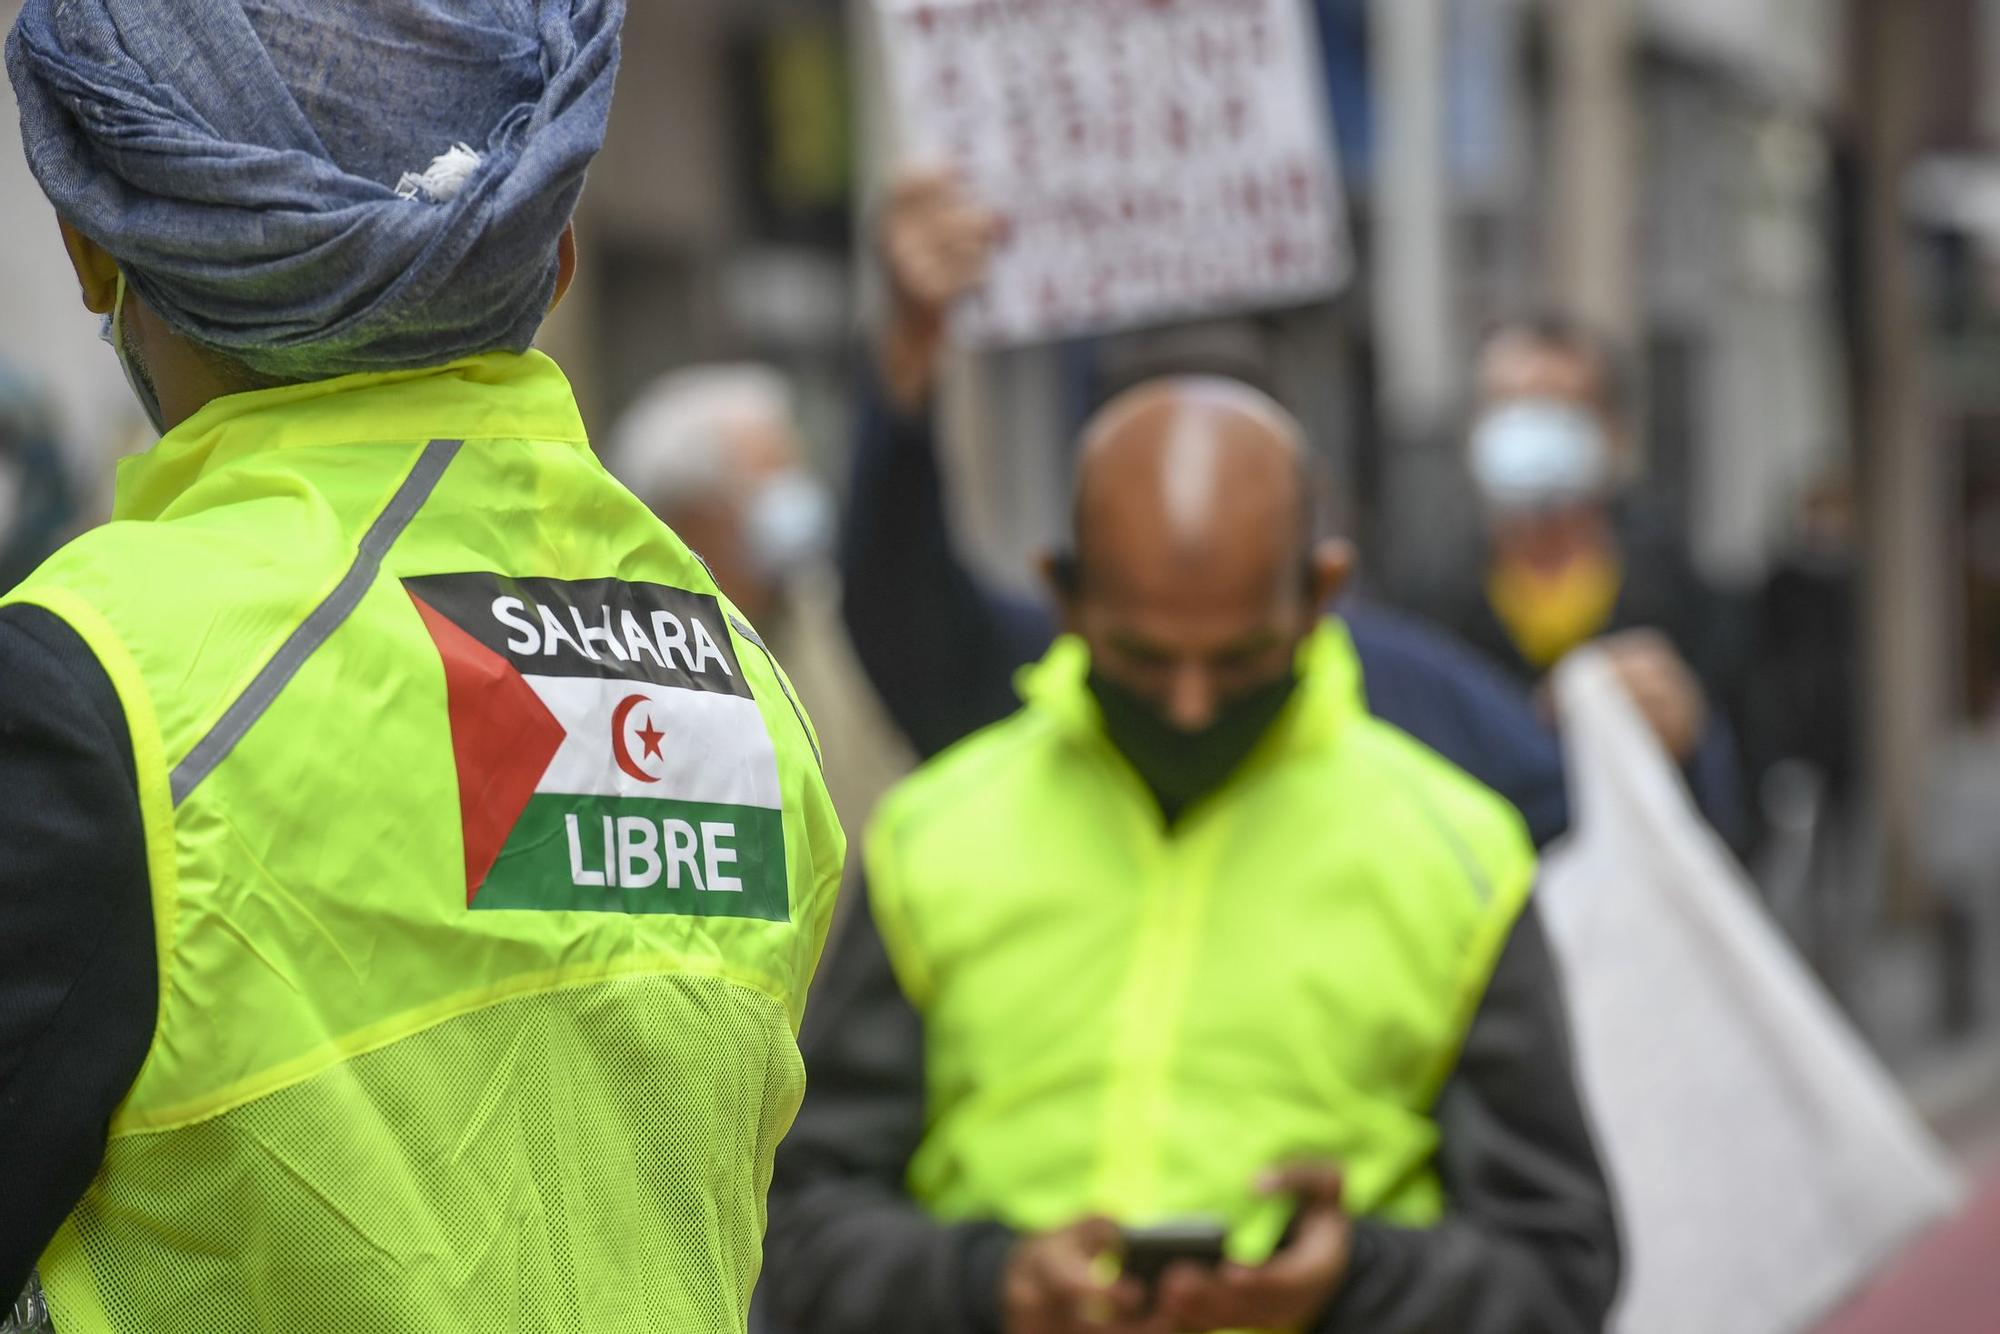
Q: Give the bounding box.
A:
[759,380,1621,1334]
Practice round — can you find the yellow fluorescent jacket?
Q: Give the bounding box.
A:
[2,352,845,1334]
[864,625,1536,1265]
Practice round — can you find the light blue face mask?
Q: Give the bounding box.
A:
[97,271,168,436]
[743,469,835,581]
[1469,398,1612,512]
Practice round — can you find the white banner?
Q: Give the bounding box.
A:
[878,0,1351,346]
[1541,649,1962,1334]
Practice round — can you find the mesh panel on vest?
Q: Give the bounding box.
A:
[51,973,801,1334]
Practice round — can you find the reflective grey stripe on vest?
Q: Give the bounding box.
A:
[169,439,463,807]
[1385,748,1492,904]
[730,613,822,772]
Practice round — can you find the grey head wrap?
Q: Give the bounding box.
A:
[6,0,624,380]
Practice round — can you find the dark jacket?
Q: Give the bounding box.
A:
[1416,508,1751,849]
[0,605,157,1305]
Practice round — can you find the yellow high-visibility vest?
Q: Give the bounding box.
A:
[865,624,1534,1257]
[3,351,844,1333]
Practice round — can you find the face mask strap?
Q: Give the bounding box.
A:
[108,269,169,436]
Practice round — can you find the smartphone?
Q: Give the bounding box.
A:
[1119,1219,1230,1289]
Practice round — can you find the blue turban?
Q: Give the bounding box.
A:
[6,0,624,380]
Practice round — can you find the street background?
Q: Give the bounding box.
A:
[5,1,2000,1328]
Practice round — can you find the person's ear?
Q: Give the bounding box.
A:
[550,222,578,313]
[1309,537,1356,612]
[1037,548,1085,635]
[59,222,120,316]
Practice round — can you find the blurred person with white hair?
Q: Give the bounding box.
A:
[609,365,913,852]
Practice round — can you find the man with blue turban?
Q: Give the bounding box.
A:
[0,4,846,1332]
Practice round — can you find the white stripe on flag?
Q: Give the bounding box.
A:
[526,675,782,808]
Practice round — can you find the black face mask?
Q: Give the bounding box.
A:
[1088,666,1301,825]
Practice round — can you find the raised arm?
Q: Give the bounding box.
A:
[840,171,1057,760]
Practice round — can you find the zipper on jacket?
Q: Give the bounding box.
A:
[1088,761,1227,1220]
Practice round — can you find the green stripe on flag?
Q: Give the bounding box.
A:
[473,793,789,921]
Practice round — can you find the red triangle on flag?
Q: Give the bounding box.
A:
[409,590,568,904]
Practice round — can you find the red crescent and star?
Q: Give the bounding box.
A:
[610,692,666,783]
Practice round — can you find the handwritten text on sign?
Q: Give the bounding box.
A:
[881,0,1350,345]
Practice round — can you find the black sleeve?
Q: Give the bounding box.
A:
[1344,605,1572,849]
[761,887,1015,1334]
[1318,901,1621,1334]
[839,373,1057,760]
[0,605,158,1304]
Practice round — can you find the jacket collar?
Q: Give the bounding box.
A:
[1016,618,1366,773]
[114,351,590,523]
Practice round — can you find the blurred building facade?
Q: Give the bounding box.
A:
[542,1,861,479]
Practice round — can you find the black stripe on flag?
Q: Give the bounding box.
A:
[403,572,753,698]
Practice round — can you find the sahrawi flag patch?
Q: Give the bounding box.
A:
[405,573,787,921]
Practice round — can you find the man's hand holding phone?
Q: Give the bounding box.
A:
[1003,1217,1168,1334]
[1003,1166,1350,1333]
[1149,1165,1354,1333]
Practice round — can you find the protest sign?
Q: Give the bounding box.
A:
[878,0,1351,345]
